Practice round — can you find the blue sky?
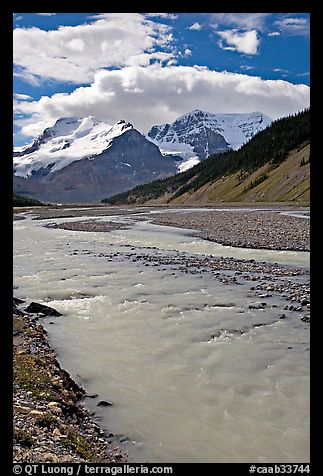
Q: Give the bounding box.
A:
[13,12,310,146]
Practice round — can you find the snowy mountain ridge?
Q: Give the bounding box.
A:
[14,116,133,178]
[147,110,272,165]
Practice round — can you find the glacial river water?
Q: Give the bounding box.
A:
[13,210,310,463]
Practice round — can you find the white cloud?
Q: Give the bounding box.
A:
[13,68,42,86]
[146,13,178,20]
[297,72,310,77]
[14,93,33,100]
[274,17,309,35]
[15,64,310,137]
[36,13,56,16]
[13,13,175,84]
[268,31,281,37]
[210,13,269,31]
[189,22,202,31]
[184,48,192,57]
[217,30,259,55]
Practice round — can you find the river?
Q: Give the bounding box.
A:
[13,209,310,463]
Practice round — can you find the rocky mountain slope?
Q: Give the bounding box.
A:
[104,109,309,205]
[147,110,272,170]
[13,117,178,204]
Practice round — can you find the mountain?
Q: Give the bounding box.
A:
[13,117,179,204]
[147,110,272,170]
[103,109,309,205]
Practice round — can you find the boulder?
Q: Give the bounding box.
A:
[25,302,62,317]
[249,302,266,310]
[97,400,113,407]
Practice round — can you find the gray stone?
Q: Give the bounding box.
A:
[25,302,62,317]
[97,400,113,407]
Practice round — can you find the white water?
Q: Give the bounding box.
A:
[13,213,310,463]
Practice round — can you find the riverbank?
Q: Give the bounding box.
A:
[13,300,128,463]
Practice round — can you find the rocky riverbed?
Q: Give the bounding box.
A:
[13,300,128,463]
[150,209,310,251]
[45,220,131,233]
[73,243,309,323]
[13,205,310,462]
[22,205,310,251]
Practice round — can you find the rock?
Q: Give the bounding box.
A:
[47,402,60,408]
[14,405,32,414]
[43,452,60,463]
[119,436,128,443]
[278,314,286,319]
[29,410,46,417]
[13,298,24,315]
[84,394,98,399]
[52,428,63,438]
[249,302,266,310]
[25,302,62,317]
[16,401,35,409]
[48,406,63,416]
[60,456,77,463]
[301,315,310,323]
[97,400,113,407]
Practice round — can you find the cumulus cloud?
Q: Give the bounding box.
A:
[268,31,281,37]
[217,29,259,55]
[13,13,175,84]
[184,48,192,57]
[15,64,310,137]
[189,22,202,31]
[36,13,57,16]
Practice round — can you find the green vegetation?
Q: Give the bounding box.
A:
[13,354,53,398]
[61,429,97,461]
[243,173,269,193]
[13,192,45,207]
[13,428,35,448]
[102,108,310,204]
[36,413,56,429]
[299,156,310,166]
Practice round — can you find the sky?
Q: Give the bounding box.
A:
[13,12,310,147]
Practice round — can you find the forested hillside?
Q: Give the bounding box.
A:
[13,193,45,207]
[102,109,309,205]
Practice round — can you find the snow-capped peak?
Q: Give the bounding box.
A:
[147,110,272,163]
[13,116,134,178]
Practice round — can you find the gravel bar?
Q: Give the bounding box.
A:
[150,209,310,251]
